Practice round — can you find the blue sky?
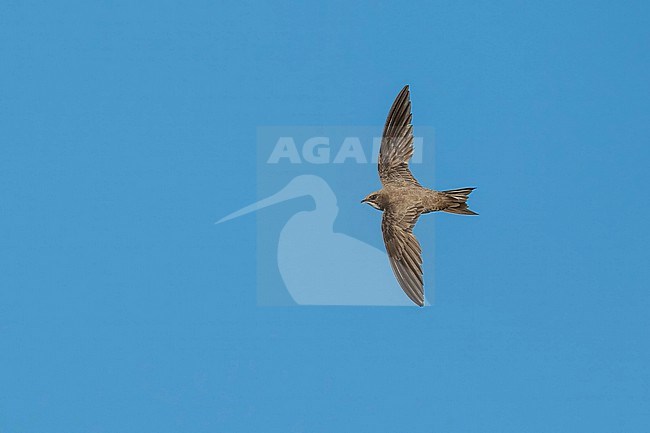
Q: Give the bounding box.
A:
[1,1,649,432]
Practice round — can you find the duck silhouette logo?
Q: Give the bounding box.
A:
[217,91,444,306]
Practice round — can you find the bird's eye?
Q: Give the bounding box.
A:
[370,194,378,200]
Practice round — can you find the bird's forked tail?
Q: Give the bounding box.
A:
[441,187,478,215]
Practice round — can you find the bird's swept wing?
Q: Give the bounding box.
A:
[379,85,421,187]
[381,205,424,306]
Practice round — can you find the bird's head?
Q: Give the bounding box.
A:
[361,190,386,211]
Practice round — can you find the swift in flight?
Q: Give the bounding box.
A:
[362,85,477,307]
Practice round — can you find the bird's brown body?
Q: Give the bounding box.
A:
[362,85,477,307]
[375,185,474,214]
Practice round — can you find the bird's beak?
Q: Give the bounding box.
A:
[360,198,368,204]
[216,183,303,224]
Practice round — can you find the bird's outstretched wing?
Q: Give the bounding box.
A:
[381,205,425,306]
[379,85,421,187]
